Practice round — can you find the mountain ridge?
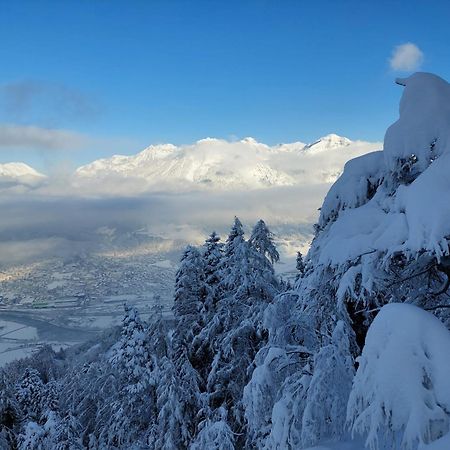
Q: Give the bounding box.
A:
[73,133,380,192]
[0,134,381,193]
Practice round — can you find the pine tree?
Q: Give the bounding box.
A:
[109,304,153,394]
[191,233,224,381]
[153,348,201,450]
[147,295,169,360]
[18,420,46,450]
[190,407,235,450]
[53,412,84,450]
[173,246,206,348]
[0,371,20,449]
[41,381,59,421]
[204,219,281,442]
[224,217,245,258]
[296,251,305,280]
[64,361,119,448]
[249,219,280,264]
[105,305,157,447]
[202,232,223,315]
[15,368,45,423]
[301,321,354,447]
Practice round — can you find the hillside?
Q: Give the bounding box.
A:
[2,73,450,450]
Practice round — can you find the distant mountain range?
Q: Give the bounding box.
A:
[0,134,381,194]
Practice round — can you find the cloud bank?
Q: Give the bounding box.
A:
[0,135,380,265]
[0,124,87,150]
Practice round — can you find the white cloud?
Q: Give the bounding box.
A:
[0,124,87,150]
[390,43,424,71]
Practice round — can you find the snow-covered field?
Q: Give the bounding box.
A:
[0,319,38,365]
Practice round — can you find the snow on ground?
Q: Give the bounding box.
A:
[305,439,365,449]
[0,319,39,366]
[151,259,173,269]
[0,319,38,340]
[0,344,34,366]
[47,280,67,290]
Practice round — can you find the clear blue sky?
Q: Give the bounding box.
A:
[1,0,450,169]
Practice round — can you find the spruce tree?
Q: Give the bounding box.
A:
[202,232,223,316]
[106,305,156,447]
[249,219,280,264]
[109,304,153,394]
[301,321,354,446]
[173,246,206,348]
[53,412,84,450]
[205,219,281,442]
[296,251,305,280]
[15,368,44,423]
[191,233,224,380]
[153,344,201,450]
[190,407,235,450]
[0,371,20,449]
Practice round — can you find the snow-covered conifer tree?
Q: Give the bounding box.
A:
[153,345,201,450]
[348,304,450,449]
[15,368,45,423]
[202,231,223,316]
[105,305,156,447]
[53,412,84,450]
[249,219,280,264]
[18,421,46,450]
[173,246,206,347]
[301,321,354,447]
[296,251,305,280]
[147,295,169,359]
[204,219,281,442]
[109,304,153,394]
[0,371,20,449]
[191,233,224,380]
[190,407,235,450]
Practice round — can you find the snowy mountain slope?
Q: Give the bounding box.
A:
[74,134,380,193]
[0,162,46,188]
[0,134,379,195]
[302,133,351,153]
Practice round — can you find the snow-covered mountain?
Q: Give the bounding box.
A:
[0,162,46,188]
[73,134,380,194]
[302,133,351,152]
[0,134,379,195]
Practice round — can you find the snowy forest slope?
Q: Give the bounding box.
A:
[2,72,450,450]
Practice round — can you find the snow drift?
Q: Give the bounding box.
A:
[348,303,450,449]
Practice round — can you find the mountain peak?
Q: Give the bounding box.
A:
[304,134,352,152]
[0,162,45,179]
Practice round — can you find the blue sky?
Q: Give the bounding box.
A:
[1,0,450,170]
